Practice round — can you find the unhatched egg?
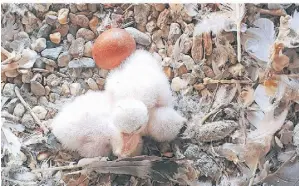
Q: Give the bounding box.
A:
[92,28,136,70]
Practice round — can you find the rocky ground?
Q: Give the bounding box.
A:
[1,3,299,186]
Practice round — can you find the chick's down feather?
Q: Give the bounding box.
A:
[112,98,149,133]
[51,91,121,158]
[105,50,174,109]
[144,107,186,142]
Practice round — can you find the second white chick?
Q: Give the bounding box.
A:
[51,91,148,158]
[141,107,187,142]
[51,91,119,158]
[105,49,174,109]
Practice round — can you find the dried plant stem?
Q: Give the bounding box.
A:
[2,176,37,185]
[258,8,286,16]
[236,5,241,63]
[203,78,253,85]
[32,164,83,172]
[14,87,49,134]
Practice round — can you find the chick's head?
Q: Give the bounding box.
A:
[112,98,149,133]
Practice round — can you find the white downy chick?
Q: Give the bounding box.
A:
[51,91,120,158]
[111,98,149,157]
[142,107,187,142]
[105,49,173,109]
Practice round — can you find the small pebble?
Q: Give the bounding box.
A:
[2,83,16,98]
[5,70,19,78]
[125,27,151,46]
[89,16,99,32]
[31,38,47,52]
[37,24,52,38]
[69,38,85,58]
[61,83,70,96]
[168,23,181,43]
[88,4,97,12]
[13,103,26,117]
[45,14,57,25]
[58,8,69,24]
[76,3,88,11]
[70,83,81,96]
[171,77,188,91]
[55,24,69,37]
[21,112,35,129]
[57,52,72,67]
[49,32,61,44]
[30,81,46,96]
[76,28,95,41]
[68,57,96,69]
[98,69,109,78]
[83,41,93,57]
[41,47,63,60]
[87,78,99,90]
[22,71,33,83]
[32,106,48,120]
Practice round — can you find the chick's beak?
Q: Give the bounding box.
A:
[120,132,141,156]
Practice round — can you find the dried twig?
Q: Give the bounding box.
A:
[14,87,49,134]
[203,78,253,85]
[2,176,37,185]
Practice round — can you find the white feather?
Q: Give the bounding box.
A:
[194,3,246,36]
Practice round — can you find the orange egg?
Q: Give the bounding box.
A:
[92,28,136,70]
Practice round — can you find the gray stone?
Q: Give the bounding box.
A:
[32,106,47,120]
[46,74,61,87]
[70,83,81,96]
[171,77,188,91]
[5,98,19,114]
[22,71,33,83]
[98,69,109,78]
[37,24,52,38]
[76,3,88,11]
[31,38,47,52]
[168,23,181,43]
[45,15,58,25]
[125,27,151,46]
[13,103,26,117]
[41,47,63,60]
[87,78,99,90]
[61,83,70,96]
[2,83,16,98]
[68,57,95,68]
[88,4,97,12]
[41,57,57,67]
[21,112,35,129]
[57,52,72,67]
[69,38,85,58]
[33,58,46,69]
[83,41,93,57]
[76,28,95,41]
[30,81,46,96]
